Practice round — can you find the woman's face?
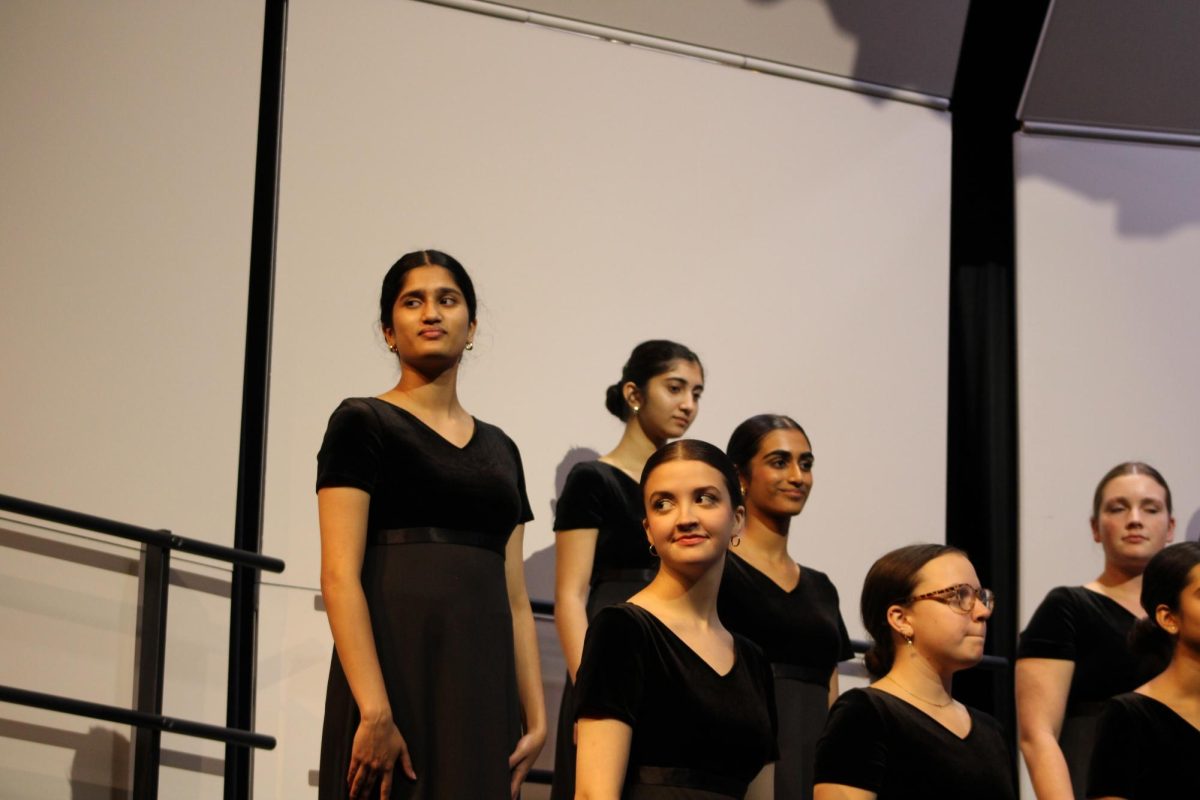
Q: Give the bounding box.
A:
[742,429,813,519]
[643,459,744,572]
[382,265,476,368]
[628,359,703,442]
[894,553,991,673]
[1091,474,1175,571]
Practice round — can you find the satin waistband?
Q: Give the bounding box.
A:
[367,526,508,556]
[591,567,658,586]
[631,766,745,798]
[771,662,831,685]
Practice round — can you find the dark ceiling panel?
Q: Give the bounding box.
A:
[1021,0,1200,138]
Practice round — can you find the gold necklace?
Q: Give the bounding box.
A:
[884,675,954,708]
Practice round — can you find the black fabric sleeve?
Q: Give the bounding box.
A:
[573,606,647,726]
[813,689,889,791]
[1085,698,1136,799]
[505,433,535,524]
[756,644,781,762]
[1018,587,1079,661]
[553,462,606,531]
[826,576,856,663]
[315,399,382,493]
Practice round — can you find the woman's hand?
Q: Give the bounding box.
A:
[507,728,546,799]
[347,714,416,799]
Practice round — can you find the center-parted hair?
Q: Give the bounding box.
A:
[1091,461,1173,519]
[640,439,744,511]
[725,414,810,476]
[605,340,702,421]
[860,543,965,678]
[379,249,478,328]
[1129,541,1200,669]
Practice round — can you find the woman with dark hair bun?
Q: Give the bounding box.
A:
[551,340,704,800]
[718,414,852,800]
[1085,541,1200,799]
[316,250,545,799]
[574,440,778,799]
[813,544,1014,800]
[1017,462,1175,800]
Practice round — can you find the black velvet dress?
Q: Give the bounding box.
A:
[1017,586,1164,799]
[550,461,655,800]
[717,554,853,800]
[574,603,778,799]
[1086,692,1200,799]
[315,398,533,799]
[814,688,1016,799]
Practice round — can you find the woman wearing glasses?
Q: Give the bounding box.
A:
[1016,463,1175,800]
[813,544,1015,800]
[1086,541,1200,799]
[718,415,853,800]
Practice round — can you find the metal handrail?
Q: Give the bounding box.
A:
[0,686,275,750]
[0,493,284,573]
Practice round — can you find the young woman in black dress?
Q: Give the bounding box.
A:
[552,341,704,799]
[574,440,778,800]
[1017,462,1175,800]
[814,544,1015,800]
[316,250,545,799]
[718,415,852,800]
[1087,541,1200,800]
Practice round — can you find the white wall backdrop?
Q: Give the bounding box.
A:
[1015,132,1200,797]
[258,0,951,793]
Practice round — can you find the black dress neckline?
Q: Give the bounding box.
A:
[864,686,976,741]
[622,602,740,679]
[728,550,803,595]
[367,396,478,450]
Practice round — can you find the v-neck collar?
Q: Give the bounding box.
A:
[369,397,477,450]
[729,550,802,594]
[623,602,738,678]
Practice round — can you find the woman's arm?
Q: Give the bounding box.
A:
[504,524,547,800]
[554,529,599,682]
[575,717,633,800]
[814,785,876,800]
[828,668,840,709]
[745,763,775,800]
[1015,658,1076,800]
[318,487,415,798]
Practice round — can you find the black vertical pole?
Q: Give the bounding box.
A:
[945,0,1050,735]
[225,2,287,798]
[132,544,171,799]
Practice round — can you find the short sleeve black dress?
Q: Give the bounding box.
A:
[1086,692,1200,799]
[316,398,533,800]
[574,603,779,800]
[717,554,853,800]
[1017,586,1163,798]
[550,461,655,800]
[814,688,1016,799]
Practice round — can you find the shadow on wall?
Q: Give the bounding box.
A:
[1021,137,1200,237]
[523,446,600,604]
[1186,506,1200,543]
[750,0,966,98]
[0,718,129,798]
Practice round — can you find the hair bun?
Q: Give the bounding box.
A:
[605,382,628,421]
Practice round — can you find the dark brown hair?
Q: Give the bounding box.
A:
[605,340,702,421]
[725,414,810,477]
[1091,461,1172,519]
[379,249,477,328]
[640,439,743,510]
[1129,541,1200,669]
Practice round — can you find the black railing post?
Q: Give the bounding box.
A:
[132,542,171,799]
[226,2,287,798]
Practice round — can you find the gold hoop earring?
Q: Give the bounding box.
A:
[731,535,742,548]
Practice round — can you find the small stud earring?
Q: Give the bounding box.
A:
[465,341,474,351]
[904,634,914,646]
[388,343,396,353]
[632,405,640,414]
